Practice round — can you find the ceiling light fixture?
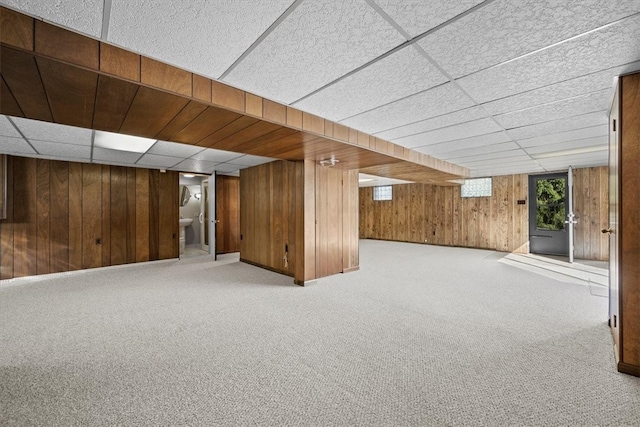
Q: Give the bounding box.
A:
[358,178,375,183]
[319,157,339,167]
[530,145,608,159]
[182,174,195,178]
[94,131,157,153]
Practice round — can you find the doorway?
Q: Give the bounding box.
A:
[215,175,240,254]
[528,173,569,256]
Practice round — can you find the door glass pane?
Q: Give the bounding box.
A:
[536,178,566,231]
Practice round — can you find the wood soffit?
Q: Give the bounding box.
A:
[0,7,469,184]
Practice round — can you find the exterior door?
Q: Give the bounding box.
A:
[215,175,240,254]
[528,173,569,256]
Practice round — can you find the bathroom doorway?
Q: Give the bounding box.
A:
[179,173,212,259]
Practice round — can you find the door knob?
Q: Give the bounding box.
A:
[601,228,613,234]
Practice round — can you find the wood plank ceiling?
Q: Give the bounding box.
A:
[0,7,468,185]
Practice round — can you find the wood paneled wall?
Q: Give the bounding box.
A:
[240,160,304,279]
[0,155,179,280]
[360,175,529,254]
[573,167,609,261]
[360,168,609,259]
[240,160,359,285]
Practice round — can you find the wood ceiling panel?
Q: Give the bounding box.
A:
[227,127,300,156]
[35,21,98,70]
[1,75,24,117]
[155,101,208,141]
[209,121,282,152]
[0,46,52,121]
[120,86,189,138]
[93,74,139,133]
[172,106,241,144]
[197,116,259,148]
[0,7,33,51]
[37,56,98,129]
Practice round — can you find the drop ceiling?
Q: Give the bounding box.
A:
[1,0,639,179]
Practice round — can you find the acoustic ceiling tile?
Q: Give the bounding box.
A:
[420,0,640,79]
[525,136,607,155]
[136,153,183,168]
[481,62,640,116]
[397,118,502,148]
[171,159,218,174]
[226,155,275,167]
[213,164,244,173]
[506,111,608,141]
[191,148,244,163]
[416,131,511,155]
[517,125,608,148]
[11,117,93,146]
[29,140,90,160]
[0,116,22,138]
[108,0,294,79]
[457,155,534,168]
[456,13,640,103]
[341,83,474,134]
[375,0,484,38]
[147,140,204,158]
[224,0,405,103]
[433,141,520,160]
[92,147,141,164]
[2,0,104,38]
[537,152,608,169]
[0,135,36,155]
[294,46,447,122]
[493,90,610,130]
[470,163,545,178]
[446,148,530,163]
[374,106,488,141]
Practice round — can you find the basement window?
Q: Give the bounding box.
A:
[461,177,492,198]
[373,185,392,201]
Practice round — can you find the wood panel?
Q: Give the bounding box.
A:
[215,175,240,254]
[619,72,640,371]
[36,159,50,275]
[0,156,180,280]
[0,155,14,279]
[0,46,52,121]
[0,6,34,51]
[573,167,609,261]
[141,57,191,96]
[99,43,140,81]
[50,161,69,273]
[34,21,98,69]
[93,75,139,133]
[82,164,102,269]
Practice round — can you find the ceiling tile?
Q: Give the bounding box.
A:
[341,83,474,134]
[458,155,534,168]
[470,163,545,177]
[0,136,36,155]
[397,118,502,148]
[92,147,141,164]
[456,13,640,103]
[517,125,608,148]
[29,140,91,160]
[11,117,93,145]
[108,0,294,78]
[374,106,489,141]
[375,0,484,38]
[506,111,608,141]
[525,136,608,155]
[294,45,447,121]
[433,141,521,160]
[421,0,640,79]
[191,148,243,163]
[224,0,405,103]
[225,155,275,167]
[136,153,183,168]
[482,61,640,116]
[537,152,608,169]
[0,116,22,138]
[171,159,218,174]
[2,0,104,38]
[213,163,244,174]
[446,148,530,163]
[494,90,610,129]
[147,140,205,158]
[418,132,512,155]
